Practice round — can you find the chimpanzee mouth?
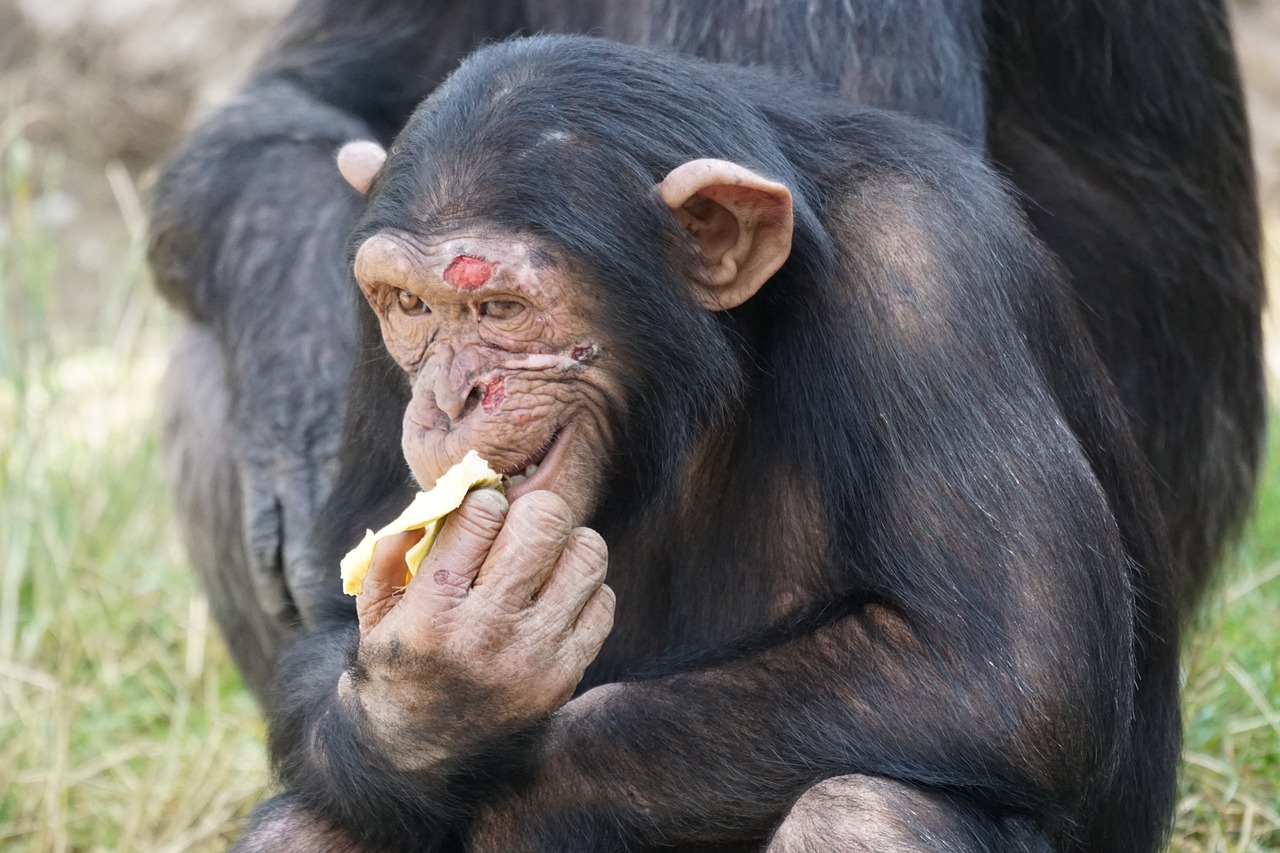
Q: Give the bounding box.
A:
[503,428,566,500]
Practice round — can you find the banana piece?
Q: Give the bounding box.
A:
[340,450,503,595]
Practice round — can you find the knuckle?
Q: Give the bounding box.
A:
[450,510,501,544]
[521,601,569,637]
[424,565,472,595]
[473,589,528,620]
[563,625,607,671]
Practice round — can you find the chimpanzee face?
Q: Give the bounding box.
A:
[353,226,622,526]
[338,139,792,525]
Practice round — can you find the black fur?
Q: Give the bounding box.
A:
[145,1,1263,851]
[253,36,1172,852]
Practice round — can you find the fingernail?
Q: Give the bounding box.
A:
[466,488,509,514]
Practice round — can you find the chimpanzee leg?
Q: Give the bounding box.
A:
[767,775,1053,853]
[231,793,388,853]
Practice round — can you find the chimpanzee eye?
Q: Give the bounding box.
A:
[480,300,524,320]
[397,290,429,315]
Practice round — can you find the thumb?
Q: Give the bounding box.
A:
[357,529,425,635]
[404,488,509,615]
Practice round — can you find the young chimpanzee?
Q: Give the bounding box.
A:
[233,36,1179,852]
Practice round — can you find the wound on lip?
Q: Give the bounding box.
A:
[443,255,494,291]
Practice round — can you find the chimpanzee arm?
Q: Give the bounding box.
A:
[149,0,529,630]
[257,623,460,849]
[149,91,372,693]
[253,488,615,852]
[465,405,1139,848]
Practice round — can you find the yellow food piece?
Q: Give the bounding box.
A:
[340,450,503,595]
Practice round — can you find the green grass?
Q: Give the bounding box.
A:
[0,135,268,852]
[0,131,1277,852]
[1178,432,1280,850]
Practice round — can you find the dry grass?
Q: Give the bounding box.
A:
[0,131,268,852]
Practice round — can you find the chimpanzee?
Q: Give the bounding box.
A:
[144,1,1263,851]
[221,33,1180,852]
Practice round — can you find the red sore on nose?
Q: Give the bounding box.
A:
[481,377,505,414]
[443,255,494,291]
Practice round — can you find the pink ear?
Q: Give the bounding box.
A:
[337,141,388,194]
[657,159,793,310]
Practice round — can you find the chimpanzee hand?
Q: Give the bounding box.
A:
[346,488,615,770]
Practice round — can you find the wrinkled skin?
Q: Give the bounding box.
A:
[354,231,621,525]
[344,227,623,773]
[348,489,614,772]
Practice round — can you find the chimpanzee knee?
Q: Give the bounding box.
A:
[767,775,1051,853]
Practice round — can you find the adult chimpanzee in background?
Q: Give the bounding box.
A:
[231,33,1174,852]
[144,0,1264,851]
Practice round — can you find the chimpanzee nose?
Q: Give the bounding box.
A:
[432,374,482,424]
[429,345,489,425]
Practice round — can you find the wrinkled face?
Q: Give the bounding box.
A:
[354,230,621,525]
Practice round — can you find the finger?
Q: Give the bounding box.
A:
[473,490,575,608]
[239,475,290,620]
[403,488,509,614]
[357,529,423,634]
[574,583,616,636]
[533,527,608,620]
[564,584,616,674]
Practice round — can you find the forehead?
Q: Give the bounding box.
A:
[353,230,567,297]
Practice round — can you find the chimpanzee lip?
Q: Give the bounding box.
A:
[502,428,559,475]
[503,427,567,501]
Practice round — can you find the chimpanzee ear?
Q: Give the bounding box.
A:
[337,141,388,194]
[658,158,793,310]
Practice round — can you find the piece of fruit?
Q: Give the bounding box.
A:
[340,450,503,595]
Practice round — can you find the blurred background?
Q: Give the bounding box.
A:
[1,1,1278,850]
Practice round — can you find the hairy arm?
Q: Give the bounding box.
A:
[148,0,532,630]
[253,489,615,851]
[468,435,1136,848]
[148,82,373,625]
